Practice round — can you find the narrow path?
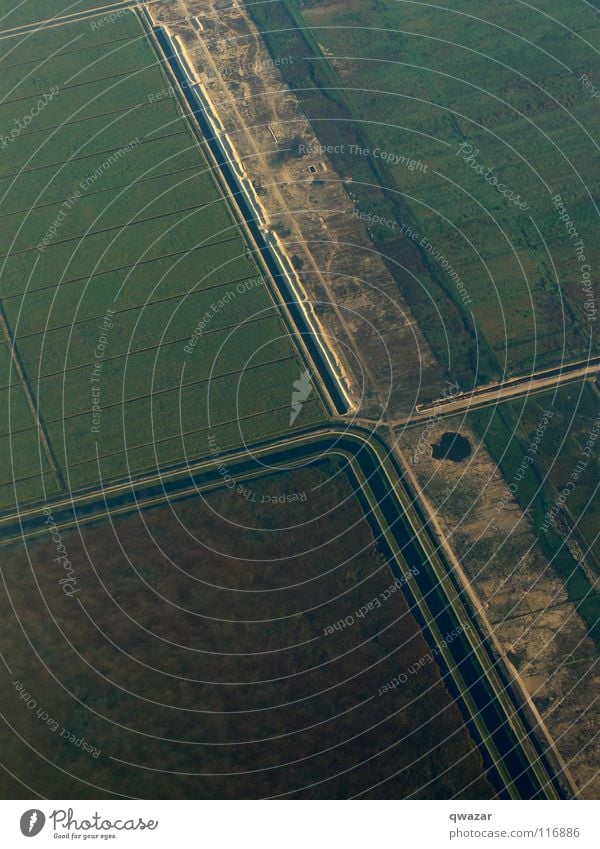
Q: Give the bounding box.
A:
[364,359,600,429]
[0,304,65,492]
[0,1,136,40]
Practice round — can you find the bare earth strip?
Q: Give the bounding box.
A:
[397,417,600,798]
[150,0,448,419]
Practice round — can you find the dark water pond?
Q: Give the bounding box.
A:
[432,431,472,462]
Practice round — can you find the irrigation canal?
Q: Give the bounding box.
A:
[1,424,567,799]
[153,23,347,417]
[0,11,567,801]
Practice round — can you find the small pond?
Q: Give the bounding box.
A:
[431,432,472,462]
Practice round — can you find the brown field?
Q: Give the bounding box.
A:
[0,461,493,799]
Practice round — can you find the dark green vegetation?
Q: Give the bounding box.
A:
[471,380,600,647]
[247,0,600,385]
[0,460,493,798]
[0,0,112,30]
[0,9,325,513]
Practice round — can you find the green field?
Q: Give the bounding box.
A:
[470,380,600,646]
[0,0,114,31]
[247,0,600,384]
[0,9,325,512]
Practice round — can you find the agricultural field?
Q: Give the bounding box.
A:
[0,0,112,31]
[470,379,600,647]
[247,0,600,385]
[0,8,325,513]
[0,460,494,799]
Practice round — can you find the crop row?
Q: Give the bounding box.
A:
[4,246,255,337]
[0,167,232,256]
[30,314,292,422]
[0,143,202,217]
[1,204,238,298]
[60,397,325,492]
[0,0,115,32]
[0,63,173,142]
[47,356,319,482]
[2,34,152,101]
[0,100,189,181]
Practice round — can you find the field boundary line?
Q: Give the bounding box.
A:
[0,198,223,261]
[0,164,205,222]
[0,1,136,41]
[0,64,155,109]
[0,30,139,71]
[42,352,300,425]
[0,129,187,182]
[0,311,281,392]
[38,398,324,482]
[1,237,241,301]
[0,301,65,492]
[9,275,271,342]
